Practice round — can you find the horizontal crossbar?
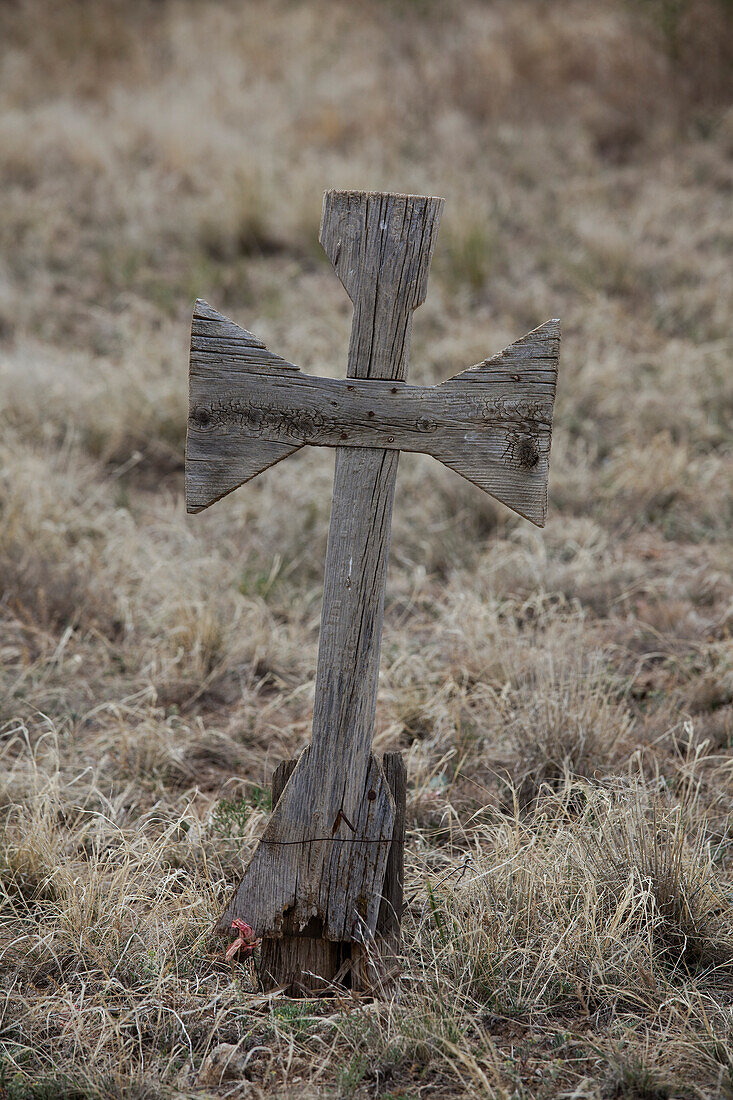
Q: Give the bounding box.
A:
[186,300,560,526]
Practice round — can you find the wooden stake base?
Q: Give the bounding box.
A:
[259,752,406,996]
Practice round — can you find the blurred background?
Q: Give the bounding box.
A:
[1,1,732,1096]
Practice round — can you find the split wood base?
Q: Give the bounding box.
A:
[258,751,406,997]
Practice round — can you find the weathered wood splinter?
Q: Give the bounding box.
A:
[185,190,560,994]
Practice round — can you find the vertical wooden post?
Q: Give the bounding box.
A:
[351,751,407,994]
[215,194,443,988]
[378,752,407,952]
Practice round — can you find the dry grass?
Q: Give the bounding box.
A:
[0,0,732,1095]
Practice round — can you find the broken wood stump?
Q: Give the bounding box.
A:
[259,753,406,994]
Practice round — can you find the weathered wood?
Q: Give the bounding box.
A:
[261,752,406,994]
[271,758,298,808]
[186,189,562,996]
[378,751,407,950]
[187,300,559,524]
[215,194,443,951]
[260,757,338,995]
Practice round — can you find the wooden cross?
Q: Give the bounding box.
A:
[185,190,560,994]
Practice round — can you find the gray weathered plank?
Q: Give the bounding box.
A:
[186,300,559,524]
[350,750,407,994]
[215,192,444,945]
[378,751,407,949]
[261,749,405,994]
[259,757,347,994]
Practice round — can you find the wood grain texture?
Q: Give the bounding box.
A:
[271,758,299,808]
[378,751,407,949]
[187,300,559,525]
[186,300,303,513]
[351,750,407,994]
[319,190,442,380]
[260,752,406,994]
[261,758,347,994]
[216,193,443,945]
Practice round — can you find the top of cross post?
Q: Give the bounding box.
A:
[319,191,444,382]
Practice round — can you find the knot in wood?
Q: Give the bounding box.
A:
[243,405,264,432]
[516,435,540,469]
[191,406,212,430]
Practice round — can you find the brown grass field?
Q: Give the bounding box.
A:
[1,1,732,1096]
